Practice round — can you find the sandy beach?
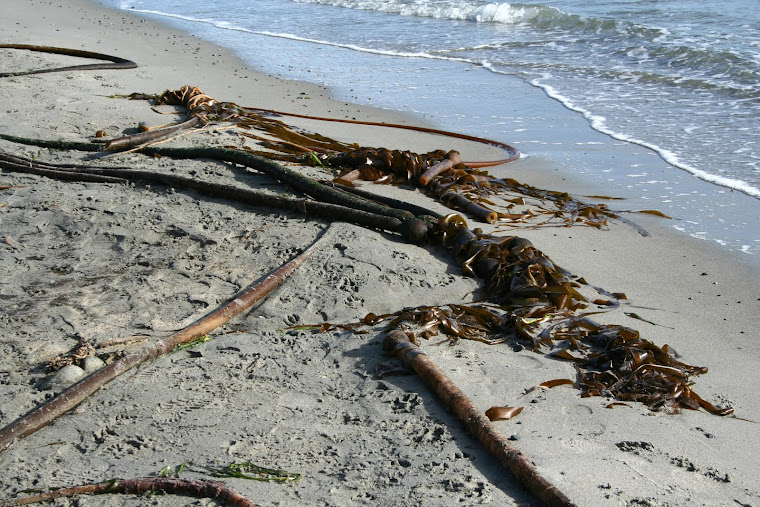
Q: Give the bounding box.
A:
[1,0,759,505]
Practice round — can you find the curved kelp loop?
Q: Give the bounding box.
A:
[240,105,521,168]
[107,86,517,165]
[0,44,137,77]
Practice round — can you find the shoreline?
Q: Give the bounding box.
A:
[100,0,760,260]
[1,1,759,506]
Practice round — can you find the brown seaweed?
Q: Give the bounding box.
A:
[112,87,657,232]
[374,300,732,416]
[485,406,524,422]
[317,145,654,232]
[361,214,732,416]
[0,89,724,417]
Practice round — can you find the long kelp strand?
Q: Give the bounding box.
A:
[0,153,404,234]
[0,232,327,452]
[0,477,256,506]
[384,330,576,507]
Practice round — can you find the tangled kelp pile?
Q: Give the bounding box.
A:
[320,146,633,231]
[112,85,640,232]
[104,85,354,155]
[335,214,733,416]
[375,303,729,415]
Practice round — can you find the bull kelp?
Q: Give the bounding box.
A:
[0,86,729,418]
[350,214,733,416]
[110,86,646,232]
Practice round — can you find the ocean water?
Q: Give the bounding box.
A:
[99,0,760,256]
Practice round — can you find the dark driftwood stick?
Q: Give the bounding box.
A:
[383,330,576,507]
[0,232,326,453]
[0,133,100,152]
[0,477,256,506]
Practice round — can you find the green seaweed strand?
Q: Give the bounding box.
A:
[211,462,302,483]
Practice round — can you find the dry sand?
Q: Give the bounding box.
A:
[1,1,759,505]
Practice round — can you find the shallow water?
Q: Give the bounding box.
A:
[99,0,760,257]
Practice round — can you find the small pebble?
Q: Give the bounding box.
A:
[82,356,106,373]
[47,365,86,390]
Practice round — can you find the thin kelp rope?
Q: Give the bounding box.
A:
[0,44,137,77]
[110,87,519,168]
[241,106,520,168]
